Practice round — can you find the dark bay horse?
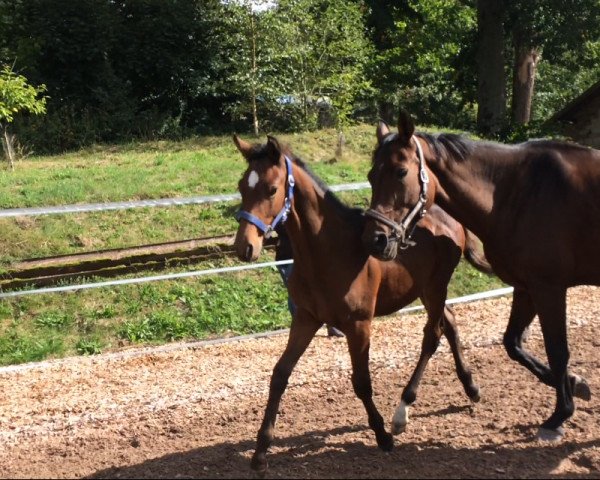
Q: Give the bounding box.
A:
[233,134,490,474]
[362,111,600,441]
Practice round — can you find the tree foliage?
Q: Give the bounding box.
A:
[0,63,46,167]
[0,0,598,153]
[363,0,477,127]
[474,0,600,134]
[0,64,46,124]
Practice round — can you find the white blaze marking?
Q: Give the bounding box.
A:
[248,171,259,189]
[391,400,409,435]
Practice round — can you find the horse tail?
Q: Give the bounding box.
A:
[463,229,494,275]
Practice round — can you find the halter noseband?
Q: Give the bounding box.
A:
[365,136,429,249]
[235,156,295,239]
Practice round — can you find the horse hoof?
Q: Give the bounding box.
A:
[391,422,406,435]
[537,426,565,442]
[377,432,394,451]
[250,454,268,477]
[573,377,592,401]
[468,385,481,403]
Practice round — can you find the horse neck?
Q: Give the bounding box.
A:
[427,142,517,241]
[284,164,361,270]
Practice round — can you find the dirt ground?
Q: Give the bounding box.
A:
[1,286,600,479]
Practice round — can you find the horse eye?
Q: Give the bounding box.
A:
[268,185,277,197]
[396,168,408,180]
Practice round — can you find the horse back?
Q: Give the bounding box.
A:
[488,142,600,286]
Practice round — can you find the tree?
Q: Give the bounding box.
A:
[0,64,46,169]
[362,0,477,128]
[506,0,600,125]
[218,0,373,139]
[274,0,373,134]
[474,0,600,134]
[476,0,506,135]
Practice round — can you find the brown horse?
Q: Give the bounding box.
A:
[233,134,489,474]
[362,111,599,441]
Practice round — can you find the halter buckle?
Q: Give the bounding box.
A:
[399,238,416,250]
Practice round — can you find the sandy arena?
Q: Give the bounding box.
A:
[1,287,599,479]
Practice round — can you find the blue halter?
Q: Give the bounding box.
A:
[235,156,295,239]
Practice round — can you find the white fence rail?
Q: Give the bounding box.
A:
[0,182,371,218]
[0,180,510,311]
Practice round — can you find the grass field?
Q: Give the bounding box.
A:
[0,124,505,366]
[0,126,377,264]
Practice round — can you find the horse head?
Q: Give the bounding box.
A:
[362,110,435,260]
[233,134,294,262]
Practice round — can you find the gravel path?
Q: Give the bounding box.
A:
[1,286,599,479]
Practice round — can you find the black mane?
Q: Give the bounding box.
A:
[288,153,365,227]
[416,132,473,162]
[372,131,473,164]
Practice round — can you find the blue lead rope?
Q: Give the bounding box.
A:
[235,156,295,238]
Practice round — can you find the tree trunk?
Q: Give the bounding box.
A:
[1,124,16,170]
[379,101,395,125]
[250,13,259,137]
[476,0,506,135]
[511,42,539,125]
[334,130,345,161]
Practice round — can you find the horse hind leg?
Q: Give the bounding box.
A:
[251,312,321,474]
[532,286,576,441]
[442,305,480,402]
[345,320,394,451]
[503,288,590,401]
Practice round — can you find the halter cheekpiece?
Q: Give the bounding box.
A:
[365,136,429,249]
[235,156,295,239]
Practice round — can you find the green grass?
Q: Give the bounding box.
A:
[0,125,378,264]
[0,258,292,365]
[0,124,505,366]
[0,125,378,208]
[0,255,505,367]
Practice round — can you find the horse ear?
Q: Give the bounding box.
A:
[397,109,415,144]
[376,121,390,144]
[233,134,253,161]
[266,135,282,163]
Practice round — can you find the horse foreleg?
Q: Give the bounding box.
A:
[251,312,321,474]
[345,320,393,451]
[392,301,444,435]
[442,306,480,402]
[503,288,590,401]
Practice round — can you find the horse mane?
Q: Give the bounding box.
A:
[416,132,473,162]
[418,133,591,162]
[372,131,473,164]
[283,150,365,227]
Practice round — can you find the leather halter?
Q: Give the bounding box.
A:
[365,136,429,249]
[235,156,295,239]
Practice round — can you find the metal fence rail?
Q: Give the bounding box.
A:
[0,179,510,313]
[0,182,371,218]
[0,259,294,298]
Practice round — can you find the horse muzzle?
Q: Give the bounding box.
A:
[234,225,263,262]
[362,229,399,261]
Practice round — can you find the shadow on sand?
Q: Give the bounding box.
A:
[87,422,600,479]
